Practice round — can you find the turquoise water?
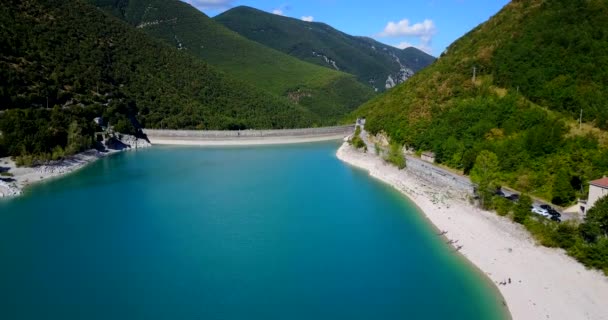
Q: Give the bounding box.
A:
[0,142,508,319]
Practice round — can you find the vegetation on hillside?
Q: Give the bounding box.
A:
[354,0,608,205]
[0,0,318,161]
[352,0,608,274]
[214,6,435,91]
[90,0,375,122]
[349,126,366,150]
[491,0,608,128]
[385,142,406,169]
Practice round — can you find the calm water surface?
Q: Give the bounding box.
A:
[0,142,508,319]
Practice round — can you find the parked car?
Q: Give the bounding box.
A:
[531,206,551,218]
[540,204,561,217]
[506,194,519,202]
[550,215,561,223]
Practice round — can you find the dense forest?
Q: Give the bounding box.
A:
[0,0,321,161]
[491,0,608,128]
[214,6,436,91]
[90,0,375,122]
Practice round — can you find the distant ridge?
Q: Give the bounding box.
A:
[90,0,375,123]
[0,0,319,160]
[214,6,436,92]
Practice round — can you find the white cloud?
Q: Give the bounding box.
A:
[272,9,284,16]
[378,18,436,38]
[378,18,437,54]
[185,0,234,10]
[301,16,314,22]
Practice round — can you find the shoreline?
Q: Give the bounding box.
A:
[1,127,352,198]
[336,142,608,320]
[0,136,151,199]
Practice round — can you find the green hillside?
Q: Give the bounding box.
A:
[354,0,608,273]
[214,6,436,92]
[356,0,608,201]
[0,0,317,161]
[90,0,374,121]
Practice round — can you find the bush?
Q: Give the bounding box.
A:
[15,154,35,167]
[113,118,136,136]
[513,194,532,224]
[524,218,559,247]
[351,135,366,149]
[492,196,513,216]
[51,145,66,161]
[580,195,608,243]
[349,126,366,150]
[385,142,406,169]
[568,238,608,274]
[553,222,579,249]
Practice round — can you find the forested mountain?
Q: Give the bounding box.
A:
[355,0,608,203]
[89,0,374,121]
[214,6,436,92]
[0,0,321,160]
[354,0,608,275]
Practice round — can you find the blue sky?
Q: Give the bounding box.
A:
[184,0,510,56]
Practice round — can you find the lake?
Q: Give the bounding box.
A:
[0,142,507,319]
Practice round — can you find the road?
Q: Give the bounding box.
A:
[357,125,577,222]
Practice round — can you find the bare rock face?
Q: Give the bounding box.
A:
[312,51,340,70]
[385,52,416,89]
[105,134,152,151]
[385,75,396,89]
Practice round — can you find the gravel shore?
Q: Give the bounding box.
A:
[0,135,151,198]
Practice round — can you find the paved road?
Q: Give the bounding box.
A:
[405,155,473,188]
[358,125,577,222]
[500,188,578,222]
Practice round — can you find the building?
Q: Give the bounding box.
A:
[587,177,608,211]
[421,152,436,163]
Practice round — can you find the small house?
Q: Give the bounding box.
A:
[587,177,608,211]
[421,151,436,163]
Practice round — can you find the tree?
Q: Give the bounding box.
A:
[553,221,578,249]
[66,120,90,154]
[552,168,576,205]
[471,150,499,208]
[349,126,366,150]
[580,195,608,242]
[385,142,406,169]
[514,194,532,224]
